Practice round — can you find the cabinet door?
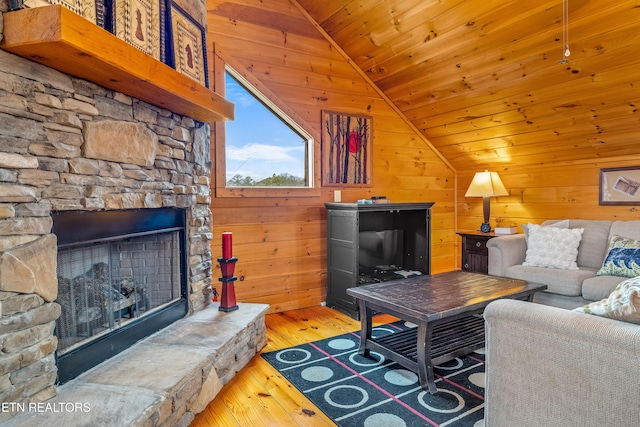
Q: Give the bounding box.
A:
[326,209,358,313]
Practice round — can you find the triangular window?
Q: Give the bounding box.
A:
[224,67,313,188]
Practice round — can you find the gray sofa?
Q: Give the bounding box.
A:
[484,219,640,426]
[484,299,640,427]
[487,219,640,309]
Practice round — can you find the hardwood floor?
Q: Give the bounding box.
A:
[191,305,398,427]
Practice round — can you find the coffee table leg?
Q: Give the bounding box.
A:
[417,322,437,394]
[357,299,372,358]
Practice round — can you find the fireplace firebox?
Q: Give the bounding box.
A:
[52,208,188,384]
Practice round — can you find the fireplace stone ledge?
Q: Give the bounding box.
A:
[3,302,269,426]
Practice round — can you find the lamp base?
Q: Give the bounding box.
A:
[479,222,492,233]
[480,196,492,233]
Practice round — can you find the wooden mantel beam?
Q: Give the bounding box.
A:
[0,5,234,123]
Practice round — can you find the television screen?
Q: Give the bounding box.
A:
[358,229,404,269]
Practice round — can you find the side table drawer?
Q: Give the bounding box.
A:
[465,236,489,254]
[462,253,489,274]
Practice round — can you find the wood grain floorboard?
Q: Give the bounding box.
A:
[191,305,398,426]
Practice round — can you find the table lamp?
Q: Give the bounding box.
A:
[465,171,509,233]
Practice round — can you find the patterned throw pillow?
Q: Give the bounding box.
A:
[523,223,584,270]
[597,235,640,278]
[574,276,640,324]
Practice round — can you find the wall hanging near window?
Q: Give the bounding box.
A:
[112,0,161,60]
[19,0,100,25]
[600,166,640,205]
[13,0,208,88]
[166,0,208,88]
[321,110,372,186]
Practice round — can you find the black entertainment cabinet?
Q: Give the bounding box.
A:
[325,202,434,319]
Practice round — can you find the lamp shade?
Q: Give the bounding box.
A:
[465,171,509,197]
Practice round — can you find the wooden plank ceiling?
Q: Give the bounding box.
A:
[210,0,640,172]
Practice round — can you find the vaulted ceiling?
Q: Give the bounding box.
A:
[210,0,640,173]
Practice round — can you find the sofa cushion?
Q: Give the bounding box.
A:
[597,235,640,278]
[504,264,597,296]
[574,276,640,324]
[523,224,583,270]
[522,219,568,241]
[582,275,627,301]
[609,220,640,241]
[542,220,613,269]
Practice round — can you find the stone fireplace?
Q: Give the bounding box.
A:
[0,0,268,427]
[0,40,214,398]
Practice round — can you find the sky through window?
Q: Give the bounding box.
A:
[224,71,310,186]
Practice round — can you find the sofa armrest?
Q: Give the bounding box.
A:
[486,233,527,276]
[484,299,640,427]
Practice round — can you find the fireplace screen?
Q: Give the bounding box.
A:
[53,208,187,383]
[56,231,182,355]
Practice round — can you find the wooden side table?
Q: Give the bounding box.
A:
[457,231,495,274]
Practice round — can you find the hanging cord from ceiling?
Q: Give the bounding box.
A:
[559,0,571,64]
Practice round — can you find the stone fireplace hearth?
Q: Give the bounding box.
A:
[3,302,268,427]
[0,43,266,424]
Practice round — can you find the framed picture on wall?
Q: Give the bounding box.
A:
[25,0,99,25]
[321,110,373,186]
[112,0,161,60]
[599,166,640,205]
[166,1,208,88]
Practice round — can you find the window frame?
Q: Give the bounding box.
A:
[212,51,321,198]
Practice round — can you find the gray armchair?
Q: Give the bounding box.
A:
[484,299,640,427]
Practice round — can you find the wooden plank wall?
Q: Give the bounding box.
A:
[207,0,455,313]
[457,156,640,267]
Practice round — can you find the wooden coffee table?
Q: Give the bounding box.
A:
[346,270,546,394]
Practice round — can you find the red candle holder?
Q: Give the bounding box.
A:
[218,256,237,277]
[217,256,238,312]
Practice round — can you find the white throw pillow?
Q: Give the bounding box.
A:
[521,219,569,241]
[523,223,584,270]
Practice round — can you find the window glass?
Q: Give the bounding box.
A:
[224,69,312,187]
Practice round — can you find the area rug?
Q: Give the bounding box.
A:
[262,321,485,427]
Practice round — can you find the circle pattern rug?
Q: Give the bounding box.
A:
[262,321,485,427]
